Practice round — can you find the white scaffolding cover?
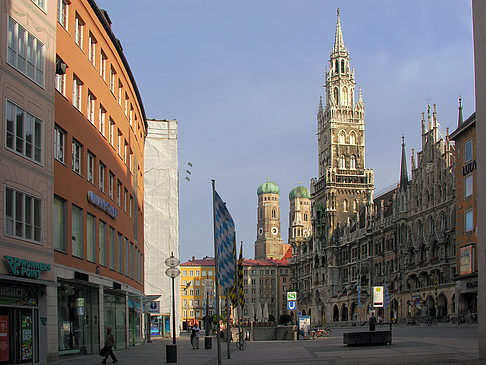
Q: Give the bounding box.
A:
[144,119,180,335]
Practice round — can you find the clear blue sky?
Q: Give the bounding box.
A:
[97,0,475,263]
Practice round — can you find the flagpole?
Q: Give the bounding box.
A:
[237,241,243,343]
[226,287,231,359]
[211,180,222,365]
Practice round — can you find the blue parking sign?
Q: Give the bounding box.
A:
[287,300,297,310]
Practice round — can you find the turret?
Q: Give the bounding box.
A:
[400,135,408,191]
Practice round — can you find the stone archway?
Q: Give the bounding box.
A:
[391,298,399,321]
[341,303,348,321]
[302,309,306,316]
[333,305,339,322]
[437,293,447,319]
[350,302,357,321]
[427,295,436,317]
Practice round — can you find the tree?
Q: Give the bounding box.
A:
[279,314,291,325]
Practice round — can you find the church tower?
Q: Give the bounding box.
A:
[288,184,312,248]
[255,180,285,260]
[312,10,374,243]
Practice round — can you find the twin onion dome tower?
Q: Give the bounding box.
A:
[255,180,311,260]
[254,8,374,259]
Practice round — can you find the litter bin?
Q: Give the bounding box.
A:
[166,344,177,363]
[205,336,212,349]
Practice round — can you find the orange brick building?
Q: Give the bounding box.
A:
[54,0,146,357]
[450,102,477,320]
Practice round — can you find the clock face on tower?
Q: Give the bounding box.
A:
[271,227,278,235]
[258,228,263,236]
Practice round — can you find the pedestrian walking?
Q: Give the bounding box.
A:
[101,327,118,363]
[190,322,200,349]
[369,312,377,332]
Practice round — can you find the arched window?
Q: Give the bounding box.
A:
[272,209,276,218]
[343,199,348,212]
[353,200,358,212]
[349,132,356,144]
[339,155,346,168]
[335,59,339,72]
[339,132,346,144]
[342,87,348,106]
[341,60,345,73]
[350,155,356,169]
[334,87,339,104]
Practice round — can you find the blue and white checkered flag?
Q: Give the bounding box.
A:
[384,284,390,309]
[214,191,236,289]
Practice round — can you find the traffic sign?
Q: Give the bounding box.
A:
[147,301,160,314]
[287,292,297,301]
[287,300,297,310]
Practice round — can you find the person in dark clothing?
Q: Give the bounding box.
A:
[190,322,200,349]
[101,327,118,363]
[369,312,377,331]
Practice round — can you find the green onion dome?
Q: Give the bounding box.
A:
[289,185,310,200]
[257,181,280,195]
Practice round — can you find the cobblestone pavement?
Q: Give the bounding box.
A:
[51,324,481,365]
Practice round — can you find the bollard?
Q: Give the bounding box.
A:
[166,344,177,363]
[205,336,212,349]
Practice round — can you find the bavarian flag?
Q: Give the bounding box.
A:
[230,242,245,308]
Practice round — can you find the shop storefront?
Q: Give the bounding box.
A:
[0,255,55,364]
[128,298,143,346]
[149,315,170,337]
[57,281,99,355]
[103,290,127,350]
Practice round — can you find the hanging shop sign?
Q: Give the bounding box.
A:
[87,191,119,219]
[4,256,51,279]
[373,286,384,308]
[0,283,38,307]
[463,160,477,176]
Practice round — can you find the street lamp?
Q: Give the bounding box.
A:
[165,253,180,363]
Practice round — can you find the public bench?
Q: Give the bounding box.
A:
[343,323,392,346]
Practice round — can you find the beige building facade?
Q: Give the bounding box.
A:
[0,0,57,362]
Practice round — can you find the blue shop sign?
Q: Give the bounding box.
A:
[87,191,118,219]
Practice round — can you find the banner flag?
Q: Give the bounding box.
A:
[214,191,236,288]
[384,283,390,309]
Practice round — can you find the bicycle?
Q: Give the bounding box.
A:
[310,327,331,339]
[425,317,436,326]
[235,331,246,350]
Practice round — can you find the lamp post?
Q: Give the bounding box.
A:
[165,253,180,363]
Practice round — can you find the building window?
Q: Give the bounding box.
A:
[99,220,107,266]
[72,75,82,110]
[339,132,345,144]
[7,16,45,86]
[109,119,115,146]
[72,204,83,258]
[343,199,348,212]
[124,140,128,164]
[124,93,129,116]
[109,172,114,199]
[129,195,133,218]
[129,105,133,126]
[124,188,128,212]
[350,155,356,169]
[99,162,106,191]
[54,125,65,163]
[72,139,82,174]
[99,105,106,135]
[349,132,356,145]
[464,140,473,163]
[118,80,123,106]
[465,210,473,232]
[87,32,97,65]
[339,155,346,169]
[124,238,129,276]
[117,180,122,205]
[117,233,123,273]
[100,49,107,81]
[74,13,84,49]
[110,67,116,94]
[117,129,122,156]
[109,227,116,270]
[55,57,66,95]
[465,175,473,198]
[87,91,95,124]
[57,0,68,28]
[5,186,42,243]
[87,212,96,262]
[54,195,66,251]
[6,100,43,164]
[87,151,95,183]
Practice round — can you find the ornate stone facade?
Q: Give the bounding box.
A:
[290,12,457,326]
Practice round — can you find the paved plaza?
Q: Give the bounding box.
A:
[52,325,481,365]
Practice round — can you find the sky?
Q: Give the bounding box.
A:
[97,0,475,263]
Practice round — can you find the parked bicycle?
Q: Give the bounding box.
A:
[310,327,332,339]
[425,317,436,326]
[235,331,246,350]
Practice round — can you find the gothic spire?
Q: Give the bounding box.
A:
[400,135,408,191]
[319,95,323,113]
[458,97,463,126]
[333,8,347,54]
